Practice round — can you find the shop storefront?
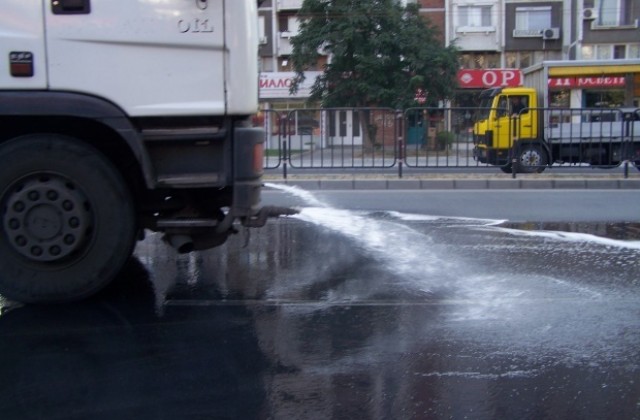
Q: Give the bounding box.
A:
[255,71,322,148]
[258,71,321,111]
[544,60,640,108]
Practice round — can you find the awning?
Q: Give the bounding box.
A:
[548,65,640,77]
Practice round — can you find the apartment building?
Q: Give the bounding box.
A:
[258,0,640,108]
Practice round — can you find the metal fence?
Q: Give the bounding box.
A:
[256,107,640,177]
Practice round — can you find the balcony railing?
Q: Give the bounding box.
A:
[278,0,303,10]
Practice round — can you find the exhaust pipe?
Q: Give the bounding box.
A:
[163,234,194,254]
[161,206,298,253]
[242,206,299,228]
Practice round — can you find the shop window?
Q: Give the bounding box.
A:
[584,91,625,108]
[549,90,570,108]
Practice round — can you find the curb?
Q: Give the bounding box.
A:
[264,179,640,190]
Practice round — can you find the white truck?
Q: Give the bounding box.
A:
[0,0,285,303]
[473,60,640,173]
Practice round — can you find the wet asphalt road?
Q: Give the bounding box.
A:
[0,189,639,419]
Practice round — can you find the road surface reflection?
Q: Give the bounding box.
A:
[0,213,639,419]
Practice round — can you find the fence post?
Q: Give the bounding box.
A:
[396,109,404,179]
[282,136,288,179]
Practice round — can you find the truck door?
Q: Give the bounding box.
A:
[493,96,513,150]
[44,0,226,117]
[494,94,536,149]
[510,94,537,142]
[0,2,47,89]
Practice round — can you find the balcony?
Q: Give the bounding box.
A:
[278,35,294,56]
[278,0,303,10]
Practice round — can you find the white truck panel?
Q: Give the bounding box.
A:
[225,0,259,114]
[45,0,228,117]
[547,120,640,143]
[0,2,48,89]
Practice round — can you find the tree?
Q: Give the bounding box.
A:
[290,0,459,109]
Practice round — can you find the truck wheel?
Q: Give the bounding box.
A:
[517,145,547,174]
[0,135,136,303]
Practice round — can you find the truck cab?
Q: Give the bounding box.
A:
[473,87,541,172]
[0,1,277,303]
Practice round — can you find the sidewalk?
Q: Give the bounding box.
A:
[263,171,640,190]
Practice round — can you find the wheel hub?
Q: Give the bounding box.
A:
[520,150,541,166]
[3,175,92,262]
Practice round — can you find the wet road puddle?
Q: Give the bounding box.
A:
[1,184,639,419]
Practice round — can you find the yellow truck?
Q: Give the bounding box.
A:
[473,64,640,173]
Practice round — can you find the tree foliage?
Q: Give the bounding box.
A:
[290,0,459,108]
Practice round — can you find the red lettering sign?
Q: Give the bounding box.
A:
[457,69,523,89]
[259,78,292,89]
[577,76,625,87]
[549,77,626,88]
[548,77,574,88]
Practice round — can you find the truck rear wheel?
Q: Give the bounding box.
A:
[517,144,547,174]
[0,135,136,303]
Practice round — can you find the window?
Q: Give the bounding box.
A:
[581,45,594,59]
[515,6,551,34]
[584,91,625,108]
[505,52,550,69]
[279,14,300,36]
[258,16,267,44]
[595,0,636,27]
[458,52,500,69]
[597,45,611,59]
[613,45,626,59]
[457,5,493,31]
[582,44,640,59]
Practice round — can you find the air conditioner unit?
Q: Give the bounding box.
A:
[583,8,598,20]
[542,28,560,40]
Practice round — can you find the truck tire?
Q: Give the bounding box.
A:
[0,135,136,303]
[516,144,547,174]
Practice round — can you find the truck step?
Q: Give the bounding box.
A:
[156,173,221,188]
[142,127,227,142]
[156,219,220,228]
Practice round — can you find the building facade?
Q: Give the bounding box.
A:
[257,0,640,108]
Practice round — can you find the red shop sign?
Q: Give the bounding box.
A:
[457,69,523,88]
[549,76,626,88]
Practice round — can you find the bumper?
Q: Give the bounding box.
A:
[474,146,509,166]
[232,126,264,217]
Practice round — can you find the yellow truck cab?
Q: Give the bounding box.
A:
[474,61,640,174]
[473,87,542,173]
